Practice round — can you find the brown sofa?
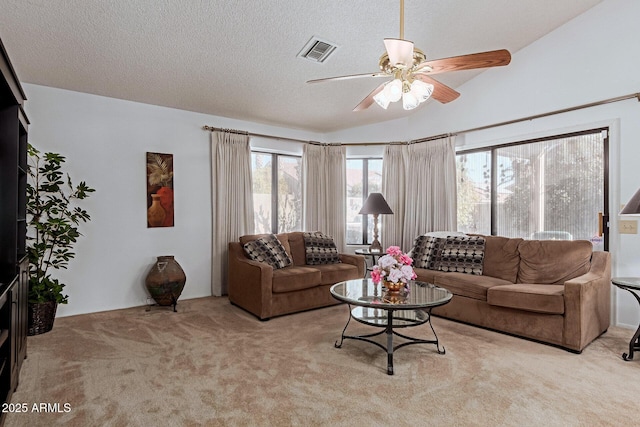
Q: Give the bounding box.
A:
[414,235,611,353]
[228,232,365,320]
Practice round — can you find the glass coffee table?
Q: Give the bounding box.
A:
[612,277,640,361]
[330,279,452,375]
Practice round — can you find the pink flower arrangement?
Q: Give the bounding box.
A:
[371,246,416,285]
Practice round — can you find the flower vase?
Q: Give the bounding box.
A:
[383,279,404,295]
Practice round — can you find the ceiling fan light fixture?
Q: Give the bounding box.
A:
[402,91,419,110]
[410,79,434,102]
[384,78,403,102]
[373,90,391,109]
[307,0,511,114]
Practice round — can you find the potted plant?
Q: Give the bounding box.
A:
[26,144,95,335]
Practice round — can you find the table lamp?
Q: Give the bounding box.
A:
[359,193,393,253]
[621,188,640,215]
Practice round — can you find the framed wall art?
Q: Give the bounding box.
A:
[146,152,174,227]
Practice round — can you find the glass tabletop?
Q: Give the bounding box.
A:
[612,277,640,290]
[330,279,452,310]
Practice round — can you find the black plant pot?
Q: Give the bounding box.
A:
[28,301,58,336]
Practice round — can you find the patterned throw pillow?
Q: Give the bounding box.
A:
[243,234,293,269]
[434,235,486,275]
[303,231,341,265]
[411,235,447,269]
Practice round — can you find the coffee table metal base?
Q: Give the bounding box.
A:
[334,305,445,375]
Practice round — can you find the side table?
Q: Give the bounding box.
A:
[355,249,383,277]
[611,277,640,361]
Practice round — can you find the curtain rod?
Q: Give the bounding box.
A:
[203,125,315,144]
[205,91,640,147]
[202,125,403,146]
[410,91,640,144]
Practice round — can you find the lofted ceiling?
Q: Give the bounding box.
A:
[0,0,602,133]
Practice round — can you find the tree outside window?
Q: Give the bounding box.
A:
[251,152,302,234]
[347,158,382,245]
[456,130,606,247]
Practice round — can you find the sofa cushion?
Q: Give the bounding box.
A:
[517,240,593,284]
[311,263,361,285]
[243,234,293,269]
[303,231,341,265]
[487,284,565,314]
[434,273,513,301]
[286,232,307,266]
[477,235,522,283]
[434,235,485,275]
[411,235,447,269]
[413,267,441,284]
[240,233,292,259]
[272,266,322,293]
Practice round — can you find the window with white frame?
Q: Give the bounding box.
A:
[251,152,302,234]
[456,128,608,250]
[346,158,383,245]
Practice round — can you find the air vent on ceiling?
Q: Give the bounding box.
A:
[297,37,339,63]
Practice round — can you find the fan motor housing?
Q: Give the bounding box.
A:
[379,48,426,74]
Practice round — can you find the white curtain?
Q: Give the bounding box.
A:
[302,144,346,251]
[382,144,409,250]
[211,131,255,296]
[402,136,457,246]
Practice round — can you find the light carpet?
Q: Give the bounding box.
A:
[5,296,640,426]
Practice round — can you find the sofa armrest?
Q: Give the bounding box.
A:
[562,251,611,351]
[339,254,366,278]
[228,242,274,319]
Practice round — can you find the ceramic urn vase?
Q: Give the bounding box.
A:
[145,256,186,311]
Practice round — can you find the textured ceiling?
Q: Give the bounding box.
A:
[0,0,602,133]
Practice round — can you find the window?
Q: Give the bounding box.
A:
[346,158,382,245]
[457,129,607,249]
[251,152,302,234]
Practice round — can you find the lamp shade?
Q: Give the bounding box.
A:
[359,193,393,215]
[621,188,640,215]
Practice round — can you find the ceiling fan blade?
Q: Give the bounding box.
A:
[413,74,460,104]
[414,49,511,75]
[353,82,387,112]
[307,72,387,84]
[384,38,414,68]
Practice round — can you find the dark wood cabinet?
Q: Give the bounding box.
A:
[10,258,28,391]
[0,37,29,425]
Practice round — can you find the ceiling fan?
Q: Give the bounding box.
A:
[307,0,511,112]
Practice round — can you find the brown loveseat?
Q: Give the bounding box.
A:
[228,232,365,320]
[414,235,611,353]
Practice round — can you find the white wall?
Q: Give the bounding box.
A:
[24,84,321,317]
